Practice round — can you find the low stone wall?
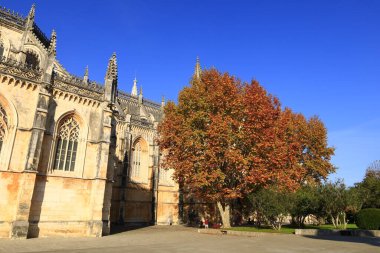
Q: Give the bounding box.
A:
[198,228,380,238]
[198,229,285,237]
[295,229,380,238]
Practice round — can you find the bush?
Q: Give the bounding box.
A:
[355,208,380,230]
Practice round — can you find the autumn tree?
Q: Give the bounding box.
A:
[158,69,335,228]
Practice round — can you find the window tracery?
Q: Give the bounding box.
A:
[0,40,4,58]
[25,51,39,69]
[131,141,141,178]
[53,116,79,171]
[0,105,7,153]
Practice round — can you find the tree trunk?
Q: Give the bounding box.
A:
[342,212,347,229]
[330,214,336,228]
[335,215,340,228]
[217,201,231,228]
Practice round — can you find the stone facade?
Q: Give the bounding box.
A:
[0,5,178,239]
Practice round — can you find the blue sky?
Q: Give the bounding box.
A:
[6,0,380,186]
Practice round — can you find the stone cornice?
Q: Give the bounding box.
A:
[0,57,42,82]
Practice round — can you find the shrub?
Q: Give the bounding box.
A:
[355,208,380,230]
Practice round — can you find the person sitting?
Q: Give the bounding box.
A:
[204,219,209,229]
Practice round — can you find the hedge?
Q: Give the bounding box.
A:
[355,208,380,230]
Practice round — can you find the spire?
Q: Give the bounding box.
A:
[83,65,89,83]
[105,52,118,81]
[28,4,35,21]
[25,4,35,29]
[131,77,138,96]
[104,53,118,104]
[84,65,89,76]
[138,85,143,104]
[194,56,202,80]
[48,29,57,56]
[161,96,165,109]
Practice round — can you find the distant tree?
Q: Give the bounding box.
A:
[319,179,361,229]
[158,69,335,228]
[249,187,291,230]
[289,185,321,227]
[355,160,380,208]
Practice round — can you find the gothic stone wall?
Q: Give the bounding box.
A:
[27,90,111,238]
[0,72,40,238]
[0,73,111,238]
[156,184,179,225]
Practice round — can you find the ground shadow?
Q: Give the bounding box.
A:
[110,223,152,235]
[303,233,380,248]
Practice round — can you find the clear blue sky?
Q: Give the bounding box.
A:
[7,0,380,186]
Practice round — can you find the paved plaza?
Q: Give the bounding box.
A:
[0,226,379,253]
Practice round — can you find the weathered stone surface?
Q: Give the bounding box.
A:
[0,3,179,239]
[11,221,29,239]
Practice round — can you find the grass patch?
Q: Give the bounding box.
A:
[227,226,295,234]
[227,224,358,234]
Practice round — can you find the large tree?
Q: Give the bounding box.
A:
[158,69,335,227]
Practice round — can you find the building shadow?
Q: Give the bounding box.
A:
[109,180,155,235]
[27,175,48,238]
[302,233,380,248]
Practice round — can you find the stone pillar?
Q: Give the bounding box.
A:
[25,91,50,170]
[152,143,159,225]
[10,171,37,238]
[87,179,106,237]
[92,106,113,236]
[11,88,50,239]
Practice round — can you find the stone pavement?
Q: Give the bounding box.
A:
[0,226,379,253]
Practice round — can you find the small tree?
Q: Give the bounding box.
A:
[249,188,291,230]
[289,185,320,227]
[355,161,380,209]
[319,179,361,229]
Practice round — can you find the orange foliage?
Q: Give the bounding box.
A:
[158,69,335,203]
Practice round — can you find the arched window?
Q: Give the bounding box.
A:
[0,105,7,154]
[159,168,168,182]
[131,141,141,178]
[25,51,39,69]
[54,116,79,171]
[0,41,4,59]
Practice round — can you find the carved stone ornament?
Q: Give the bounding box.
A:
[0,56,42,81]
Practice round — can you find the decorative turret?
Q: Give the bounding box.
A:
[194,56,202,80]
[161,96,165,111]
[131,77,138,96]
[138,85,143,104]
[48,29,57,56]
[83,65,89,84]
[106,52,118,81]
[25,4,35,29]
[104,53,118,105]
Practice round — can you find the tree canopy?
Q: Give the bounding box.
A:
[158,69,335,227]
[355,160,380,208]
